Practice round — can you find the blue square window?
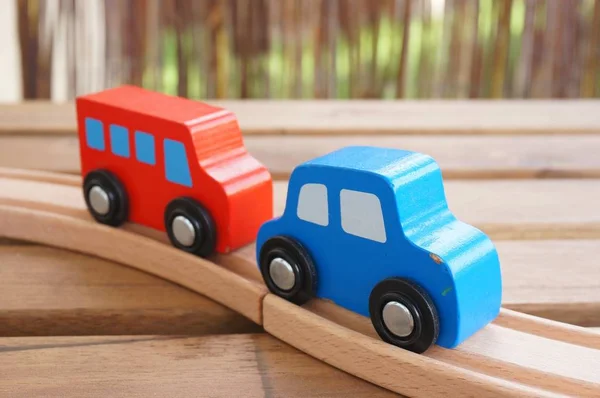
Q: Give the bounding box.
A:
[110,124,130,158]
[164,139,192,187]
[85,117,105,150]
[135,131,155,165]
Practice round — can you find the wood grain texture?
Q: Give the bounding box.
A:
[496,310,600,349]
[0,137,79,174]
[1,242,597,393]
[0,154,81,183]
[3,134,600,180]
[2,100,599,396]
[247,134,600,179]
[2,171,600,324]
[1,100,599,135]
[2,173,600,241]
[288,300,600,396]
[0,205,268,325]
[0,334,396,397]
[0,246,260,336]
[264,295,596,397]
[2,230,599,330]
[0,176,87,217]
[2,178,600,396]
[497,240,600,325]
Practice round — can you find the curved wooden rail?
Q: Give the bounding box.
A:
[1,169,600,397]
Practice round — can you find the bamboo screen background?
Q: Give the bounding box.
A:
[16,0,600,100]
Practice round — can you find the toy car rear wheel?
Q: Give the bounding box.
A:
[258,235,316,305]
[83,169,129,226]
[369,277,439,354]
[164,197,217,257]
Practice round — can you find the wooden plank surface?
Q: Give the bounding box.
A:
[263,295,600,397]
[246,134,600,179]
[2,239,599,337]
[3,134,600,179]
[1,234,599,396]
[1,100,599,396]
[2,172,600,325]
[2,208,599,396]
[0,334,396,397]
[1,101,599,135]
[497,240,600,326]
[0,204,269,325]
[2,175,600,241]
[0,245,260,336]
[1,101,599,180]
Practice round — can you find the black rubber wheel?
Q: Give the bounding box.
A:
[258,235,317,305]
[83,169,129,226]
[369,277,439,354]
[164,197,217,257]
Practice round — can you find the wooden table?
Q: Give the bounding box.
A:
[0,100,599,397]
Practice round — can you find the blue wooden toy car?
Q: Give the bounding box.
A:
[255,146,502,353]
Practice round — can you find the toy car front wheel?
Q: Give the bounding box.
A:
[369,277,439,354]
[258,235,316,305]
[164,197,217,257]
[83,169,129,226]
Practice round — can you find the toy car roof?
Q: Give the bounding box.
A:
[298,146,438,181]
[77,85,230,125]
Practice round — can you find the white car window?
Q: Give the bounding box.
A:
[297,183,329,226]
[340,189,387,243]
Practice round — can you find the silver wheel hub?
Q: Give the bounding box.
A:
[172,215,196,247]
[269,257,296,291]
[382,301,415,337]
[89,186,110,215]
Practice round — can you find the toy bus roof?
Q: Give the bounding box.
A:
[298,146,437,180]
[77,85,229,125]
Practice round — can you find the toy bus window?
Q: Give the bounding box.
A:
[164,139,192,187]
[297,183,328,226]
[135,131,155,165]
[85,117,105,151]
[109,124,130,158]
[340,189,387,243]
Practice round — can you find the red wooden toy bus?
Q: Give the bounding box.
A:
[75,85,273,257]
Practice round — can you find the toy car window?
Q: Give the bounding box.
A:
[135,131,156,165]
[164,139,192,187]
[85,117,105,151]
[110,124,131,158]
[340,189,387,243]
[297,183,328,226]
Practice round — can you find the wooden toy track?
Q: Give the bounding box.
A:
[1,167,599,397]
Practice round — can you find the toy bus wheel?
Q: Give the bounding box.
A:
[258,236,316,305]
[164,197,217,257]
[369,278,439,354]
[83,169,129,226]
